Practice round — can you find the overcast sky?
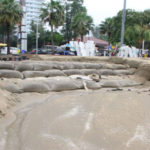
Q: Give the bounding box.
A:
[84,0,150,25]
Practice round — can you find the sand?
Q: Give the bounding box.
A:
[0,89,150,150]
[0,56,150,150]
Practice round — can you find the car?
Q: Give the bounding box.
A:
[30,49,50,54]
[1,47,20,55]
[30,49,41,54]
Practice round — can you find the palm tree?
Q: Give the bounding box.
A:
[100,18,114,44]
[0,0,23,54]
[125,24,150,48]
[72,11,93,41]
[41,0,64,51]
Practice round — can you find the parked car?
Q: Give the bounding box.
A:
[1,47,20,55]
[30,49,50,54]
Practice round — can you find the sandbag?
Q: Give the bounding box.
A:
[126,60,141,68]
[109,57,126,64]
[49,62,65,70]
[15,63,33,72]
[33,64,53,71]
[44,78,84,92]
[0,70,23,78]
[72,63,86,69]
[99,69,113,75]
[81,69,101,76]
[103,64,128,70]
[45,70,66,77]
[63,69,83,76]
[0,62,14,70]
[60,63,74,70]
[101,80,142,88]
[113,70,135,75]
[84,81,101,90]
[20,82,50,93]
[23,71,47,78]
[84,63,103,69]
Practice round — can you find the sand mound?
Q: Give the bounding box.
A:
[0,89,17,117]
[136,63,150,81]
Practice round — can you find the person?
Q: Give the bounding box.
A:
[144,52,148,58]
[65,42,70,51]
[148,50,150,57]
[108,44,112,56]
[21,49,26,54]
[64,42,71,55]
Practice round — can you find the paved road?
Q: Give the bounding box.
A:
[3,89,150,150]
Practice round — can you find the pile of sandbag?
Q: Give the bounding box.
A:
[0,61,134,79]
[3,77,102,93]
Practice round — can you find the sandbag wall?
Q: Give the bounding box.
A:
[0,61,134,79]
[0,61,139,93]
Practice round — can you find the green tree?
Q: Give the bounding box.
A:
[27,22,63,51]
[125,24,150,48]
[99,9,150,47]
[62,0,85,41]
[100,18,114,44]
[92,26,107,40]
[0,24,6,43]
[41,0,64,51]
[72,11,93,41]
[0,0,23,54]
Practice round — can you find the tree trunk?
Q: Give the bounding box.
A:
[138,39,142,49]
[108,32,111,45]
[81,34,84,42]
[50,24,54,53]
[6,23,10,55]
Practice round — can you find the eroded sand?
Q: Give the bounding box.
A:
[1,89,150,150]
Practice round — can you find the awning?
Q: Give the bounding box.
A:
[0,43,7,46]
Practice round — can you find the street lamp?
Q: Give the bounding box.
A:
[121,0,127,46]
[36,22,39,54]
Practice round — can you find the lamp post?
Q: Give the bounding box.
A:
[121,0,127,46]
[36,23,39,54]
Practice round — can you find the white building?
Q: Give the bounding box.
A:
[15,0,27,51]
[15,0,45,51]
[26,0,45,33]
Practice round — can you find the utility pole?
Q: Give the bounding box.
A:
[121,0,127,46]
[36,23,39,54]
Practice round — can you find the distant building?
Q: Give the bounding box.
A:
[15,0,27,51]
[26,0,45,33]
[15,0,45,51]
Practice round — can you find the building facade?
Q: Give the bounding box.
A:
[26,0,45,33]
[15,0,27,51]
[15,0,45,51]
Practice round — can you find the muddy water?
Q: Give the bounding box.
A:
[1,89,150,150]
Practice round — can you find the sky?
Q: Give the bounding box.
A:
[84,0,150,25]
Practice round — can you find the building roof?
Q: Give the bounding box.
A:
[82,37,109,47]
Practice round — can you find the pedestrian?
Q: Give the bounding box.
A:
[148,50,150,57]
[64,42,71,55]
